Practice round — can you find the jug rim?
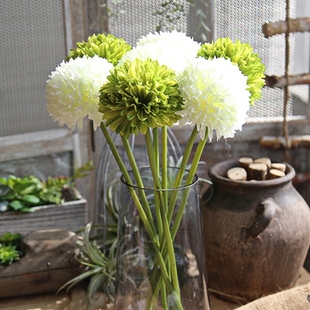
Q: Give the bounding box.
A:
[208,159,295,187]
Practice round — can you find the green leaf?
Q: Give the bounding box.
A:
[19,207,35,212]
[9,200,25,211]
[19,184,41,195]
[21,195,40,204]
[1,193,15,201]
[0,185,10,195]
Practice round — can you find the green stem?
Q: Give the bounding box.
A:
[160,197,180,296]
[171,128,208,240]
[100,124,172,289]
[100,125,152,235]
[153,128,159,174]
[162,126,168,213]
[144,129,164,246]
[120,135,156,233]
[147,128,208,308]
[145,129,162,189]
[150,128,165,249]
[145,128,182,307]
[100,124,129,182]
[168,127,199,222]
[173,126,199,186]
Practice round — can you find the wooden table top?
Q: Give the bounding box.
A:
[0,268,309,310]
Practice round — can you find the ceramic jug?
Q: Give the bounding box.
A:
[201,159,310,303]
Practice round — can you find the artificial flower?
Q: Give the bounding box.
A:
[197,37,266,104]
[46,31,266,310]
[177,57,250,140]
[67,33,132,65]
[119,31,201,75]
[99,58,183,138]
[46,55,113,130]
[136,30,200,50]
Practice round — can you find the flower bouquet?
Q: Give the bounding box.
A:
[46,31,265,309]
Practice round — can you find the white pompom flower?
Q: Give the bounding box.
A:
[46,55,113,130]
[119,31,200,75]
[177,57,251,141]
[136,30,200,51]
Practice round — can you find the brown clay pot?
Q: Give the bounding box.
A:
[201,159,310,304]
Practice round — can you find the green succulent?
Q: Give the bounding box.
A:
[0,161,93,212]
[197,37,266,105]
[0,175,44,211]
[67,33,132,66]
[0,244,21,265]
[98,58,183,138]
[0,232,22,245]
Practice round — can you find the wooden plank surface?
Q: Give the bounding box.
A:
[0,129,74,162]
[0,230,84,299]
[0,199,88,235]
[0,268,308,309]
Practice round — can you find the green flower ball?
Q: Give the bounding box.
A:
[67,33,132,66]
[197,38,266,105]
[99,58,184,138]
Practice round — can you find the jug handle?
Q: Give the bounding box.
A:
[199,178,213,204]
[247,198,277,238]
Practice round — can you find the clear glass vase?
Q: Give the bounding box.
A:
[114,167,210,310]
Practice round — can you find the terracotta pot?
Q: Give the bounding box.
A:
[201,159,310,304]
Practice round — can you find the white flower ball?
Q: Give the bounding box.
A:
[177,57,251,141]
[46,55,113,130]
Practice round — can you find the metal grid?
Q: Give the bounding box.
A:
[108,1,192,45]
[212,0,310,118]
[0,0,67,137]
[109,0,310,119]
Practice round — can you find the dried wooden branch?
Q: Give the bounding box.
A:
[254,157,272,169]
[267,169,285,180]
[226,157,288,182]
[262,17,310,37]
[270,163,286,173]
[248,163,268,180]
[238,157,253,170]
[260,135,310,149]
[227,167,247,181]
[265,73,310,88]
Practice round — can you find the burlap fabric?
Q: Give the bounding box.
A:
[235,282,310,310]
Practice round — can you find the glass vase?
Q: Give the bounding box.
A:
[114,167,210,310]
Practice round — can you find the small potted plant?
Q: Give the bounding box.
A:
[0,161,92,235]
[0,232,23,266]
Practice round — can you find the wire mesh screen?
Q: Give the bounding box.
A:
[109,0,310,119]
[109,0,190,45]
[0,0,67,137]
[212,0,310,118]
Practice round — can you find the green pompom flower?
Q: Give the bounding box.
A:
[197,37,266,105]
[67,33,132,66]
[99,58,183,138]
